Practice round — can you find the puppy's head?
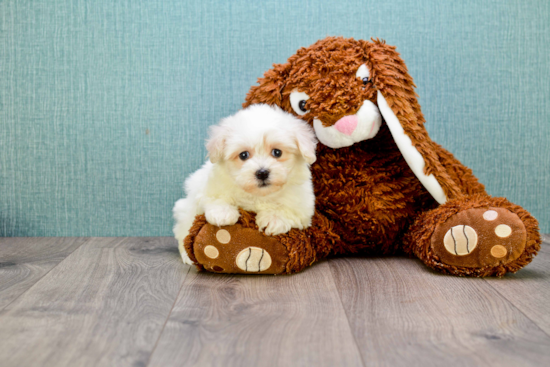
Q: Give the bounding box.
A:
[207,104,317,196]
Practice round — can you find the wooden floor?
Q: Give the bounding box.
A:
[0,236,549,367]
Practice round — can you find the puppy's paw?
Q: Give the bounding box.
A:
[256,212,296,236]
[180,247,194,266]
[177,239,195,266]
[205,205,240,227]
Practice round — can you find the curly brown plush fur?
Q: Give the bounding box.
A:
[184,37,540,277]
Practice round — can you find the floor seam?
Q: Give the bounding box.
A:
[145,264,191,367]
[482,238,550,339]
[481,241,550,341]
[482,277,550,339]
[0,237,90,314]
[327,259,367,367]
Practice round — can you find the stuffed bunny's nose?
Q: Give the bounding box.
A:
[334,115,358,135]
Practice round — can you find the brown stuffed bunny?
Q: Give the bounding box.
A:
[182,37,540,277]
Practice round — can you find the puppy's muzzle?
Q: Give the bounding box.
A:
[255,168,270,185]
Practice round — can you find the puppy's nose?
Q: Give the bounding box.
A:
[255,169,270,181]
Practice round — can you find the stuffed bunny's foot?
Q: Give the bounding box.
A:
[405,196,541,277]
[191,223,289,274]
[431,207,527,269]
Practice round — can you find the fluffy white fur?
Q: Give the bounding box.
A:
[173,104,317,265]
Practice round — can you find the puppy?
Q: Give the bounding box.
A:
[173,104,317,265]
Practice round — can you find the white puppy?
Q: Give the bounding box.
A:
[173,104,317,265]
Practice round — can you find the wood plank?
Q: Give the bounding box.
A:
[0,237,87,310]
[0,237,189,367]
[329,255,550,366]
[148,261,364,367]
[483,235,550,336]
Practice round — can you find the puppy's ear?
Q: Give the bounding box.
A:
[361,39,463,204]
[243,62,292,109]
[205,124,227,164]
[294,123,317,165]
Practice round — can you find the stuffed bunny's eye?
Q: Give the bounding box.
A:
[356,64,371,87]
[290,90,310,116]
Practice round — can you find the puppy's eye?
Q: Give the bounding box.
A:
[362,77,370,85]
[271,149,282,158]
[290,90,310,116]
[239,151,250,161]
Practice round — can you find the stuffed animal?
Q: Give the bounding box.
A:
[181,37,540,277]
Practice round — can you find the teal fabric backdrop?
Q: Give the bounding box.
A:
[1,0,549,236]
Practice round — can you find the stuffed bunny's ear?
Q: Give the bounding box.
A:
[377,91,447,204]
[364,40,464,204]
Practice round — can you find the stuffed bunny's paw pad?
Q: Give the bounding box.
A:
[192,223,289,274]
[431,207,527,268]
